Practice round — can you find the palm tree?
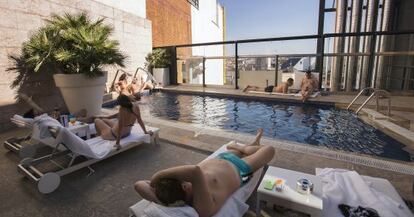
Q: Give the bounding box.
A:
[20,12,126,77]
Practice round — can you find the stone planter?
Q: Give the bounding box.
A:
[153,68,169,86]
[53,72,107,116]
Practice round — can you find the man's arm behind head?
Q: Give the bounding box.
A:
[134,180,161,203]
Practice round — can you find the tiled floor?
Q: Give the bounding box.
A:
[0,128,207,217]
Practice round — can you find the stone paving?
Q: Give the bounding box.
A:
[0,128,207,217]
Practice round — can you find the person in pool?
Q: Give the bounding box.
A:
[134,129,274,217]
[94,94,152,149]
[243,78,294,94]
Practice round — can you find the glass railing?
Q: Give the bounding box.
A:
[156,30,414,92]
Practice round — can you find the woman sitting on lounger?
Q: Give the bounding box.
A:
[134,129,275,217]
[94,94,152,149]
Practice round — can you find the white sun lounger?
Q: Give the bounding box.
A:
[17,124,159,194]
[248,90,320,98]
[4,114,95,158]
[129,142,264,217]
[4,114,60,158]
[4,115,34,155]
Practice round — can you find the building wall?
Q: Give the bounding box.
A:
[387,0,414,90]
[146,0,191,48]
[191,1,225,85]
[96,0,146,18]
[0,0,152,131]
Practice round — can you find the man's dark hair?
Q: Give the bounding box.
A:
[287,78,294,83]
[155,178,186,205]
[306,70,312,74]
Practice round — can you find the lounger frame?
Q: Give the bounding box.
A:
[3,118,34,157]
[17,127,159,194]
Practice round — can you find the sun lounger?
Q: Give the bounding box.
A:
[4,114,96,158]
[129,142,264,217]
[4,114,60,158]
[4,115,34,155]
[316,168,412,217]
[248,90,320,98]
[17,123,159,194]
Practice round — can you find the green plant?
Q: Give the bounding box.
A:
[145,48,171,68]
[17,12,126,77]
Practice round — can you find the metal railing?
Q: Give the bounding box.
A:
[348,88,392,116]
[347,87,376,110]
[156,30,414,91]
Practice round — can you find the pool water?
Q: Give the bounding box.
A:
[109,92,411,162]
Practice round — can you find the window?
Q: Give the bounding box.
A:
[187,0,199,9]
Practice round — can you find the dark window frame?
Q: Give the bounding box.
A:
[187,0,199,9]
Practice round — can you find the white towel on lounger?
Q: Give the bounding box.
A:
[317,168,413,217]
[33,114,62,139]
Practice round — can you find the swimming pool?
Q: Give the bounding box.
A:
[106,92,411,162]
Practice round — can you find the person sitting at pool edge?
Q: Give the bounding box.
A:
[134,129,275,217]
[94,94,152,150]
[242,78,294,94]
[300,70,319,102]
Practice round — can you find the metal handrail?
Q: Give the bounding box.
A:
[347,87,376,110]
[134,67,149,78]
[355,89,391,116]
[134,67,157,84]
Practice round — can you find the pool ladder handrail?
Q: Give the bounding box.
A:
[346,87,376,110]
[134,67,157,83]
[347,88,391,116]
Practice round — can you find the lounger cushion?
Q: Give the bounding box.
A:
[248,90,320,98]
[56,124,152,159]
[129,142,263,217]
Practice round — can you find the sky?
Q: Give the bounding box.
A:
[217,0,335,55]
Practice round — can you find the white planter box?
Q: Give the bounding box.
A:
[153,68,169,87]
[53,72,107,116]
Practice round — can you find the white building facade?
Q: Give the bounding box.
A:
[190,0,226,85]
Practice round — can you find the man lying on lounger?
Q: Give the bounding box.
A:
[300,70,319,102]
[134,129,275,217]
[243,78,294,94]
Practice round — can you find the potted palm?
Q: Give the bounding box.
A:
[17,13,126,116]
[146,48,170,86]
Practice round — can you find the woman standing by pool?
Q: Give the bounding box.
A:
[94,94,152,149]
